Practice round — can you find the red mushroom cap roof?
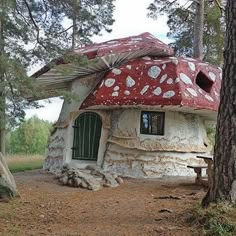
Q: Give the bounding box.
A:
[74,32,174,59]
[31,32,174,100]
[81,56,222,114]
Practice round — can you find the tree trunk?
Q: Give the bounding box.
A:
[0,5,5,155]
[72,17,77,50]
[202,0,236,207]
[71,0,80,50]
[0,153,18,200]
[0,119,5,156]
[193,0,204,59]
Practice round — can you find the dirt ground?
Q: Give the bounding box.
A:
[0,170,207,236]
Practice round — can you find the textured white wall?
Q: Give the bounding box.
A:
[102,109,211,177]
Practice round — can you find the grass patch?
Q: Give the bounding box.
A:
[189,203,236,236]
[6,154,44,173]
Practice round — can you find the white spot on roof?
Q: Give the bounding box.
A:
[140,85,149,95]
[105,78,115,87]
[175,77,180,83]
[132,37,143,41]
[163,91,175,98]
[214,91,219,97]
[126,65,132,70]
[205,94,214,101]
[184,57,196,61]
[188,62,196,71]
[180,73,193,85]
[187,88,198,97]
[124,90,130,96]
[145,61,155,65]
[112,91,119,97]
[199,63,208,66]
[167,78,174,84]
[209,72,216,81]
[160,74,167,83]
[113,86,119,91]
[198,89,203,94]
[162,64,166,70]
[142,56,152,60]
[148,66,161,79]
[126,76,135,87]
[171,59,178,65]
[107,40,119,44]
[153,87,162,96]
[112,68,121,75]
[99,80,104,87]
[184,92,190,97]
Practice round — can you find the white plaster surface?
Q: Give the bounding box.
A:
[102,109,211,177]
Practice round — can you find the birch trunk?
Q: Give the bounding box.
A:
[202,0,236,207]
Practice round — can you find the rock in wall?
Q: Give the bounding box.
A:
[44,128,66,173]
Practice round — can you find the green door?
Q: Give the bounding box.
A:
[72,112,102,161]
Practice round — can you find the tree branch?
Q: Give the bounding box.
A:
[15,4,31,27]
[22,0,47,50]
[56,25,74,36]
[214,0,224,15]
[41,0,49,23]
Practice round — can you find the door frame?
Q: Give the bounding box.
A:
[65,110,110,168]
[72,112,102,161]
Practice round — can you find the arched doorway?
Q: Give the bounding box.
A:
[72,112,102,161]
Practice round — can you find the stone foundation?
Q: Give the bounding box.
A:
[103,144,207,178]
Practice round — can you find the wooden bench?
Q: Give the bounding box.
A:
[196,155,213,186]
[187,165,208,186]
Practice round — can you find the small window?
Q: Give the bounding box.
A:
[196,71,214,93]
[140,111,165,135]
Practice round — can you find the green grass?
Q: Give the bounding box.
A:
[6,154,44,173]
[189,203,236,236]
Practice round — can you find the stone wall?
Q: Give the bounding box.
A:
[43,128,66,172]
[102,109,211,177]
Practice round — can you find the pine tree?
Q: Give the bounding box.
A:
[0,0,115,155]
[147,0,225,64]
[0,0,115,199]
[202,0,236,207]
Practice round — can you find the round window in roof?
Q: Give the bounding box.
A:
[196,71,214,93]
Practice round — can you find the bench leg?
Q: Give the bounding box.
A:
[194,167,202,184]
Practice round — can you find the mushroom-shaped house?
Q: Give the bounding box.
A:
[33,33,221,177]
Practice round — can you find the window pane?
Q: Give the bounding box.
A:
[141,112,149,134]
[140,111,164,135]
[151,115,158,134]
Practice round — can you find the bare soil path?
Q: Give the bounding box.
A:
[0,170,206,236]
